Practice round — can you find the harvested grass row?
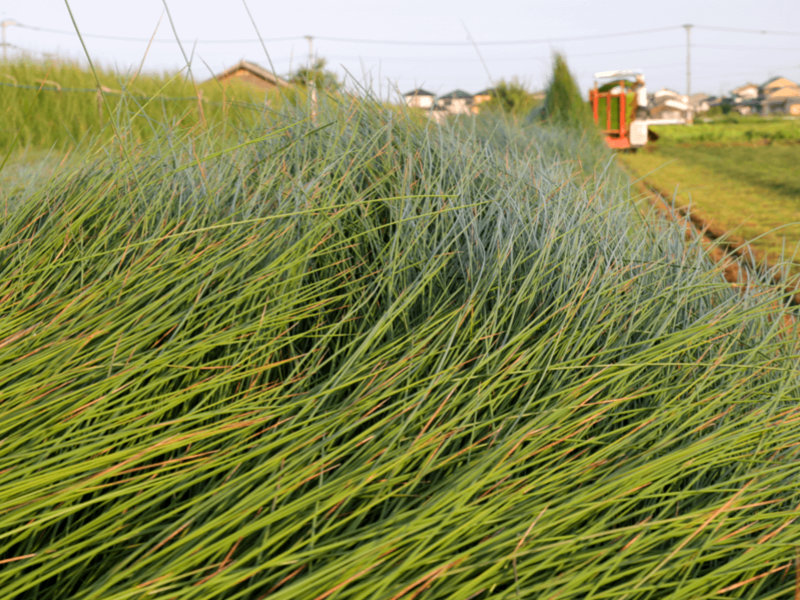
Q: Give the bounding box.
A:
[1,95,800,599]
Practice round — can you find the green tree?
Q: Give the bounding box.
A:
[289,57,341,92]
[482,79,542,116]
[540,53,593,129]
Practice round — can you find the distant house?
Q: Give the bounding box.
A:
[731,83,759,101]
[652,88,687,101]
[403,88,436,110]
[436,89,473,115]
[730,100,760,116]
[786,98,800,116]
[211,60,289,90]
[759,76,800,115]
[727,83,759,114]
[648,88,690,123]
[649,100,689,122]
[471,88,494,113]
[760,76,799,97]
[688,93,712,114]
[724,77,800,116]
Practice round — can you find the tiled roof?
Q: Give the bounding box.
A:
[438,89,472,100]
[404,88,435,97]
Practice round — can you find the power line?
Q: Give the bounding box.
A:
[319,45,687,63]
[15,21,800,44]
[15,23,299,44]
[7,17,800,94]
[311,27,681,46]
[695,25,800,36]
[12,21,681,46]
[693,43,800,51]
[10,20,800,50]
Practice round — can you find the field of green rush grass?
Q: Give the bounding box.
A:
[0,59,288,151]
[2,87,800,599]
[650,116,800,143]
[621,137,800,269]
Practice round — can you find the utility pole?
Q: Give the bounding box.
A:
[304,35,313,69]
[304,35,317,123]
[683,23,693,124]
[1,19,18,62]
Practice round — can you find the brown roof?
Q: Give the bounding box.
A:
[211,60,289,87]
[761,76,798,91]
[761,77,800,99]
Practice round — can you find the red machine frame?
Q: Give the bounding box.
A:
[589,70,645,150]
[589,86,630,149]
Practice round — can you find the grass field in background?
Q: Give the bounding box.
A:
[0,59,292,151]
[651,116,800,143]
[620,122,800,268]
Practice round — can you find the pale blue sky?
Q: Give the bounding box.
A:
[3,0,800,98]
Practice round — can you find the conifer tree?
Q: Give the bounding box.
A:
[541,53,594,129]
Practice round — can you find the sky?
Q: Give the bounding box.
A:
[2,0,800,99]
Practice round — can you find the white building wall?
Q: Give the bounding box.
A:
[405,95,434,109]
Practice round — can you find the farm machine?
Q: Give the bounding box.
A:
[589,70,649,150]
